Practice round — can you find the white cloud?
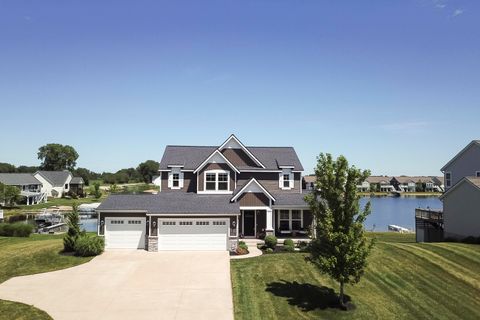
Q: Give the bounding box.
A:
[433,0,447,9]
[452,8,464,17]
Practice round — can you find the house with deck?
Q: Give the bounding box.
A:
[438,140,480,239]
[34,171,84,198]
[96,134,313,251]
[365,176,394,192]
[0,173,46,205]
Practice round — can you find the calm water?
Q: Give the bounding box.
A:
[78,196,442,233]
[361,196,442,231]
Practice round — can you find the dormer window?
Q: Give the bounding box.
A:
[279,169,294,190]
[204,170,230,192]
[172,173,180,188]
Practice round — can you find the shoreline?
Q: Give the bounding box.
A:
[359,192,441,197]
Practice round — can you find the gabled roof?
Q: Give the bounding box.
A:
[193,150,240,174]
[0,173,41,186]
[35,171,72,187]
[272,192,309,207]
[97,193,240,215]
[439,176,480,200]
[70,177,84,184]
[441,140,480,172]
[219,134,265,168]
[158,136,304,171]
[231,178,276,202]
[366,176,392,184]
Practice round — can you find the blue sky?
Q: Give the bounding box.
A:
[1,0,479,175]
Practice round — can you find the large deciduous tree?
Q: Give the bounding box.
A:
[38,143,79,171]
[137,160,159,183]
[304,153,374,309]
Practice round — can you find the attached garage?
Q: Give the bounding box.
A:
[105,217,146,249]
[157,218,228,251]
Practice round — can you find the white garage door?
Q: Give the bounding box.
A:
[105,217,146,249]
[158,219,228,251]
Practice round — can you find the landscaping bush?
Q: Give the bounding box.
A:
[283,244,295,252]
[0,223,33,237]
[238,241,249,251]
[74,235,104,257]
[264,235,277,249]
[461,236,478,244]
[283,239,294,247]
[265,248,274,254]
[8,214,27,223]
[235,247,248,255]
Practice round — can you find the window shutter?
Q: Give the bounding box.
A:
[167,172,172,188]
[279,173,283,188]
[289,172,294,189]
[179,172,184,188]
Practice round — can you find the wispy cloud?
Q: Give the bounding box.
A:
[378,121,432,132]
[452,8,464,17]
[433,0,447,9]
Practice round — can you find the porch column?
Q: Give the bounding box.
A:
[266,208,274,235]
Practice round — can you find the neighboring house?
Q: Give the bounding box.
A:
[357,180,370,192]
[0,173,46,205]
[441,140,480,191]
[431,176,444,192]
[97,134,312,251]
[438,140,480,239]
[34,171,84,198]
[390,176,416,192]
[152,175,161,187]
[366,176,394,192]
[69,177,85,195]
[303,175,315,191]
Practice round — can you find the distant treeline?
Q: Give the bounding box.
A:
[0,161,159,186]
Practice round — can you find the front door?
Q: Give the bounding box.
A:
[243,211,255,237]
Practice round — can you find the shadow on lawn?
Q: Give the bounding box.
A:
[266,280,352,312]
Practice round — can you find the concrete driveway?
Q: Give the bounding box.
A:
[0,251,233,320]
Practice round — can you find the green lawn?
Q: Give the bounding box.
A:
[231,233,480,320]
[0,234,94,320]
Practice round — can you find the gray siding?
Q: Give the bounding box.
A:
[444,144,480,190]
[443,181,480,238]
[221,149,258,167]
[238,193,269,207]
[160,171,197,192]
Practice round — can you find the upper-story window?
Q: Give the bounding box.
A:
[279,169,294,190]
[476,171,480,178]
[445,172,452,188]
[64,184,69,190]
[168,168,184,189]
[204,170,229,192]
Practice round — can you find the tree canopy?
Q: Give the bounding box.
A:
[304,153,374,308]
[38,143,79,171]
[0,182,21,206]
[137,160,160,183]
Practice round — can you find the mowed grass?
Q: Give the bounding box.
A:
[0,234,94,320]
[231,233,480,320]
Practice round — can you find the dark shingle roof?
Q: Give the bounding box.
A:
[70,177,84,184]
[159,146,304,171]
[36,171,72,187]
[272,192,310,207]
[97,193,240,215]
[0,173,41,186]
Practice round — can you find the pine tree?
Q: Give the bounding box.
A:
[63,202,82,252]
[304,153,375,308]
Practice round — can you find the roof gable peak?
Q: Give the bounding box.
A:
[218,134,265,168]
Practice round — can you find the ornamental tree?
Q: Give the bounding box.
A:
[304,153,374,308]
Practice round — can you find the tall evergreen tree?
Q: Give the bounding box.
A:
[63,203,82,252]
[305,153,374,308]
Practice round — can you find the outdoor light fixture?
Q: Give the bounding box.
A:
[232,220,236,228]
[100,220,104,226]
[153,221,157,228]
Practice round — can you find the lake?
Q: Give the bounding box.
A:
[79,196,442,233]
[361,196,442,231]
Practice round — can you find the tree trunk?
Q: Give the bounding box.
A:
[339,281,345,306]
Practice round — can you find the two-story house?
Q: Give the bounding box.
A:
[97,135,312,251]
[34,171,84,198]
[439,140,480,239]
[0,173,46,205]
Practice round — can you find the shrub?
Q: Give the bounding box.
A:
[0,223,33,237]
[265,248,274,254]
[283,239,294,247]
[264,235,277,249]
[283,244,295,252]
[444,237,458,243]
[235,247,248,255]
[238,241,249,251]
[75,235,104,257]
[8,214,27,223]
[461,236,477,244]
[64,203,82,252]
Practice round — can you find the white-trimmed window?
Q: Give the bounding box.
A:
[445,172,452,188]
[279,169,294,190]
[168,168,184,189]
[204,170,230,192]
[278,209,303,231]
[291,210,302,230]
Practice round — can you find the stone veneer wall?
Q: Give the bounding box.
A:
[148,236,158,252]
